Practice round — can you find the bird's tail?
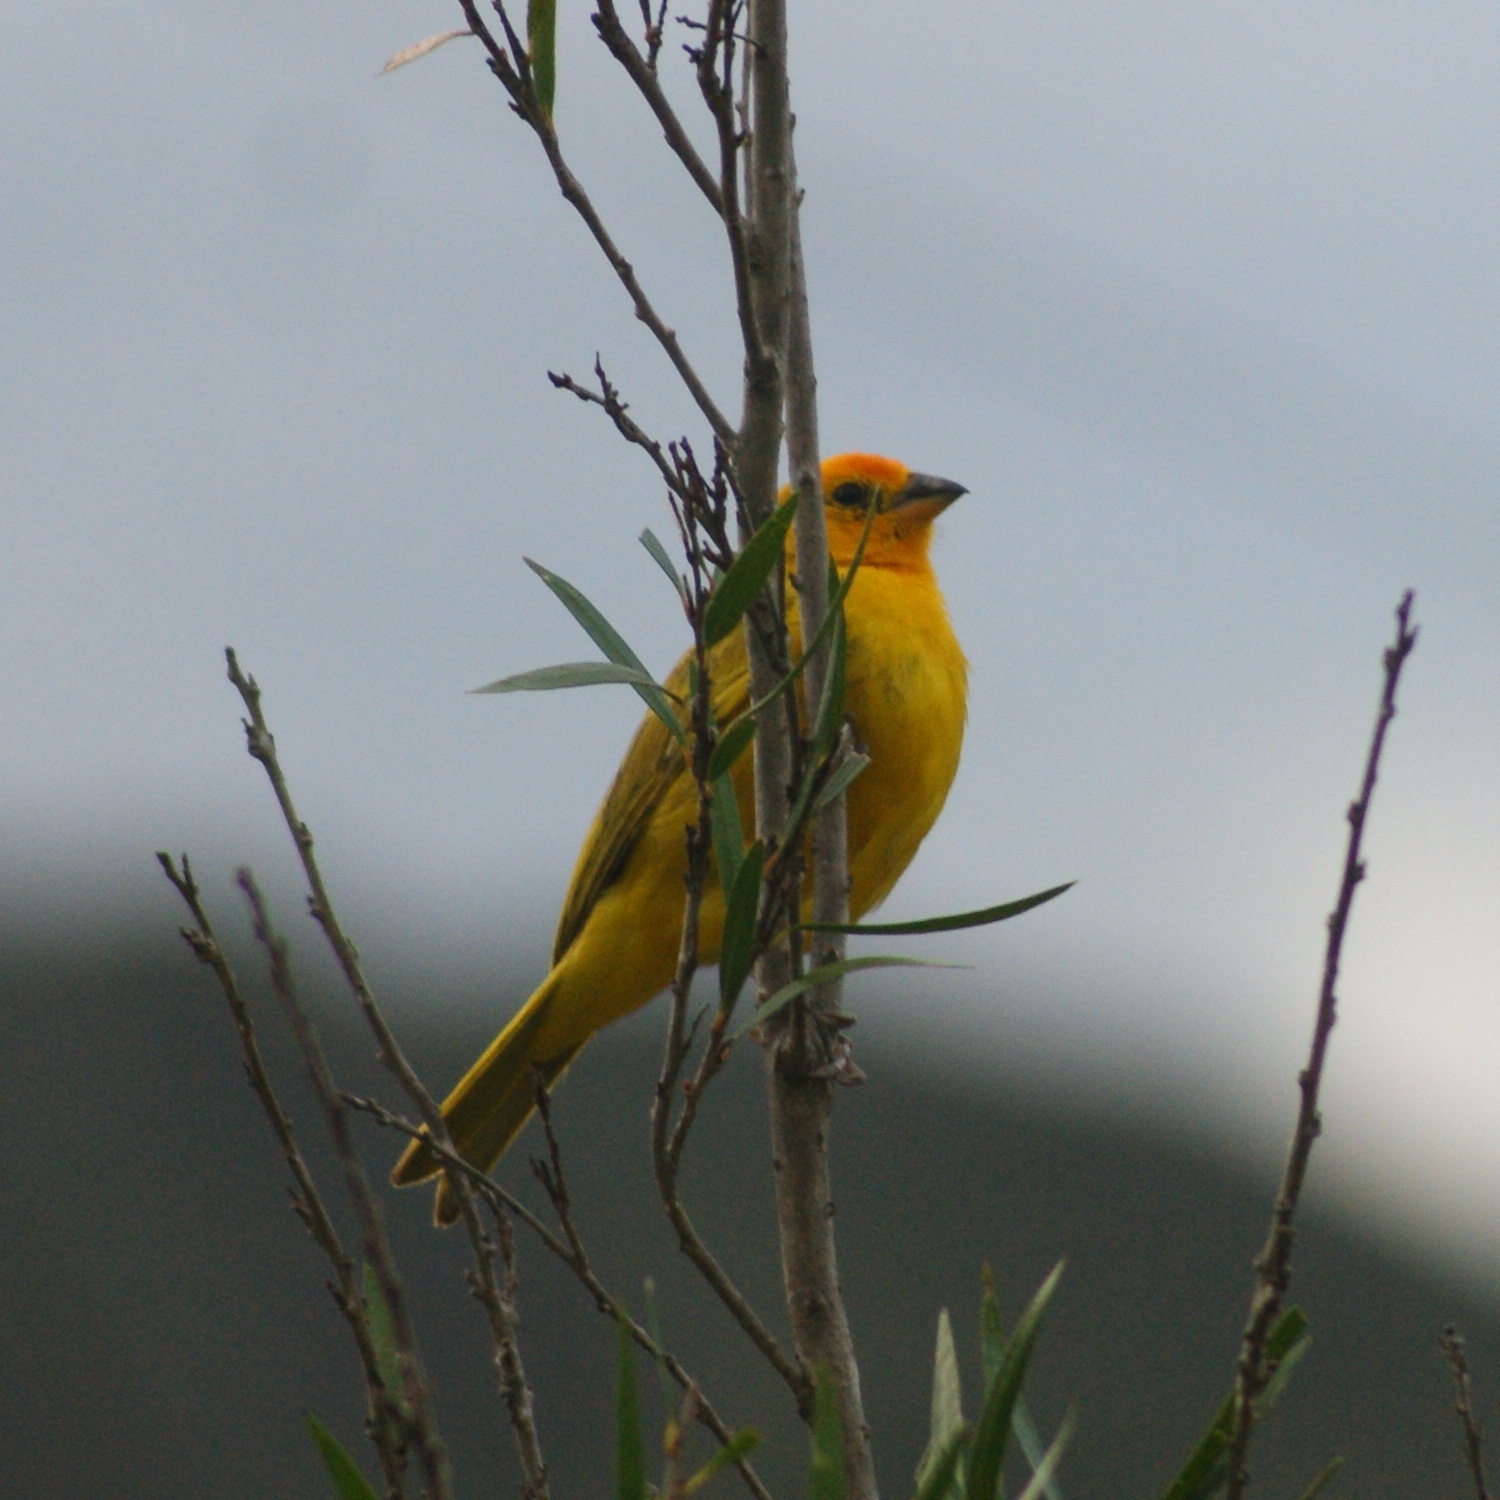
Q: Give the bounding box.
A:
[391,969,581,1225]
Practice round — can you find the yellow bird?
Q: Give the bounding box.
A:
[395,452,969,1222]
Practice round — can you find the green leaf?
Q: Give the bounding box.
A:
[306,1413,381,1500]
[683,1429,763,1496]
[967,1262,1066,1500]
[714,498,878,748]
[1257,1318,1311,1414]
[980,1266,1066,1500]
[471,662,669,695]
[703,493,799,647]
[1013,1410,1075,1500]
[640,528,686,600]
[914,1310,965,1500]
[524,557,685,746]
[1161,1308,1311,1500]
[718,840,764,1014]
[979,1263,1004,1391]
[527,0,556,119]
[361,1266,408,1417]
[1013,1401,1067,1500]
[731,956,966,1040]
[914,1425,969,1500]
[803,883,1075,936]
[708,713,758,783]
[809,611,847,766]
[641,1275,672,1403]
[932,1308,965,1447]
[615,1314,647,1500]
[811,752,869,818]
[784,611,849,840]
[711,774,746,895]
[809,1368,847,1500]
[1295,1457,1343,1500]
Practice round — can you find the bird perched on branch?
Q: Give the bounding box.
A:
[394,452,969,1223]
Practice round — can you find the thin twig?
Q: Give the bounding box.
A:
[451,0,735,447]
[225,653,550,1499]
[1223,592,1418,1500]
[1444,1327,1494,1500]
[592,0,724,213]
[340,1094,774,1500]
[636,459,811,1408]
[157,853,411,1500]
[236,869,454,1500]
[691,0,768,396]
[549,359,690,504]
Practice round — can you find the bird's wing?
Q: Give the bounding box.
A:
[550,630,752,965]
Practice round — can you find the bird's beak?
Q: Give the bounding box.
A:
[889,472,968,521]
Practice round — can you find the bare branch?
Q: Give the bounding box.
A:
[452,0,735,447]
[549,359,690,504]
[592,0,724,213]
[157,853,411,1500]
[344,1092,773,1500]
[633,458,814,1413]
[690,0,767,391]
[1444,1327,1494,1500]
[224,654,549,1499]
[1224,591,1419,1500]
[236,868,454,1500]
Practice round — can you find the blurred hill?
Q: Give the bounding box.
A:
[1,900,1491,1499]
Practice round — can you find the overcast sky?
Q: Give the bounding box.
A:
[6,0,1500,1282]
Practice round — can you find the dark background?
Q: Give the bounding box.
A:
[4,901,1493,1500]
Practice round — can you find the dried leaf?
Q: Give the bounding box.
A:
[379,28,472,75]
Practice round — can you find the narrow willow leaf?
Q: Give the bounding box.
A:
[1295,1457,1343,1500]
[682,1429,762,1496]
[707,714,757,783]
[1013,1398,1069,1500]
[718,840,765,1014]
[979,1273,1066,1500]
[808,1368,847,1500]
[470,662,666,695]
[524,558,685,745]
[640,528,686,599]
[641,1275,671,1403]
[1161,1308,1311,1500]
[914,1310,965,1500]
[809,611,847,766]
[379,27,471,74]
[914,1424,969,1500]
[811,751,869,817]
[967,1262,1066,1500]
[361,1266,408,1417]
[702,493,799,647]
[615,1315,647,1500]
[979,1263,1004,1391]
[785,612,847,839]
[527,0,556,118]
[306,1414,381,1500]
[803,882,1075,936]
[731,956,965,1040]
[711,774,746,894]
[1012,1410,1075,1500]
[932,1309,964,1448]
[716,498,877,744]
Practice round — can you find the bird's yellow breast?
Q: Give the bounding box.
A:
[836,561,968,917]
[544,545,968,1039]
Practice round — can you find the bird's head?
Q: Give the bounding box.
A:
[791,452,967,572]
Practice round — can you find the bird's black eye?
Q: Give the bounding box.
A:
[831,481,866,509]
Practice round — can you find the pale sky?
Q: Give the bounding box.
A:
[5,1,1500,1283]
